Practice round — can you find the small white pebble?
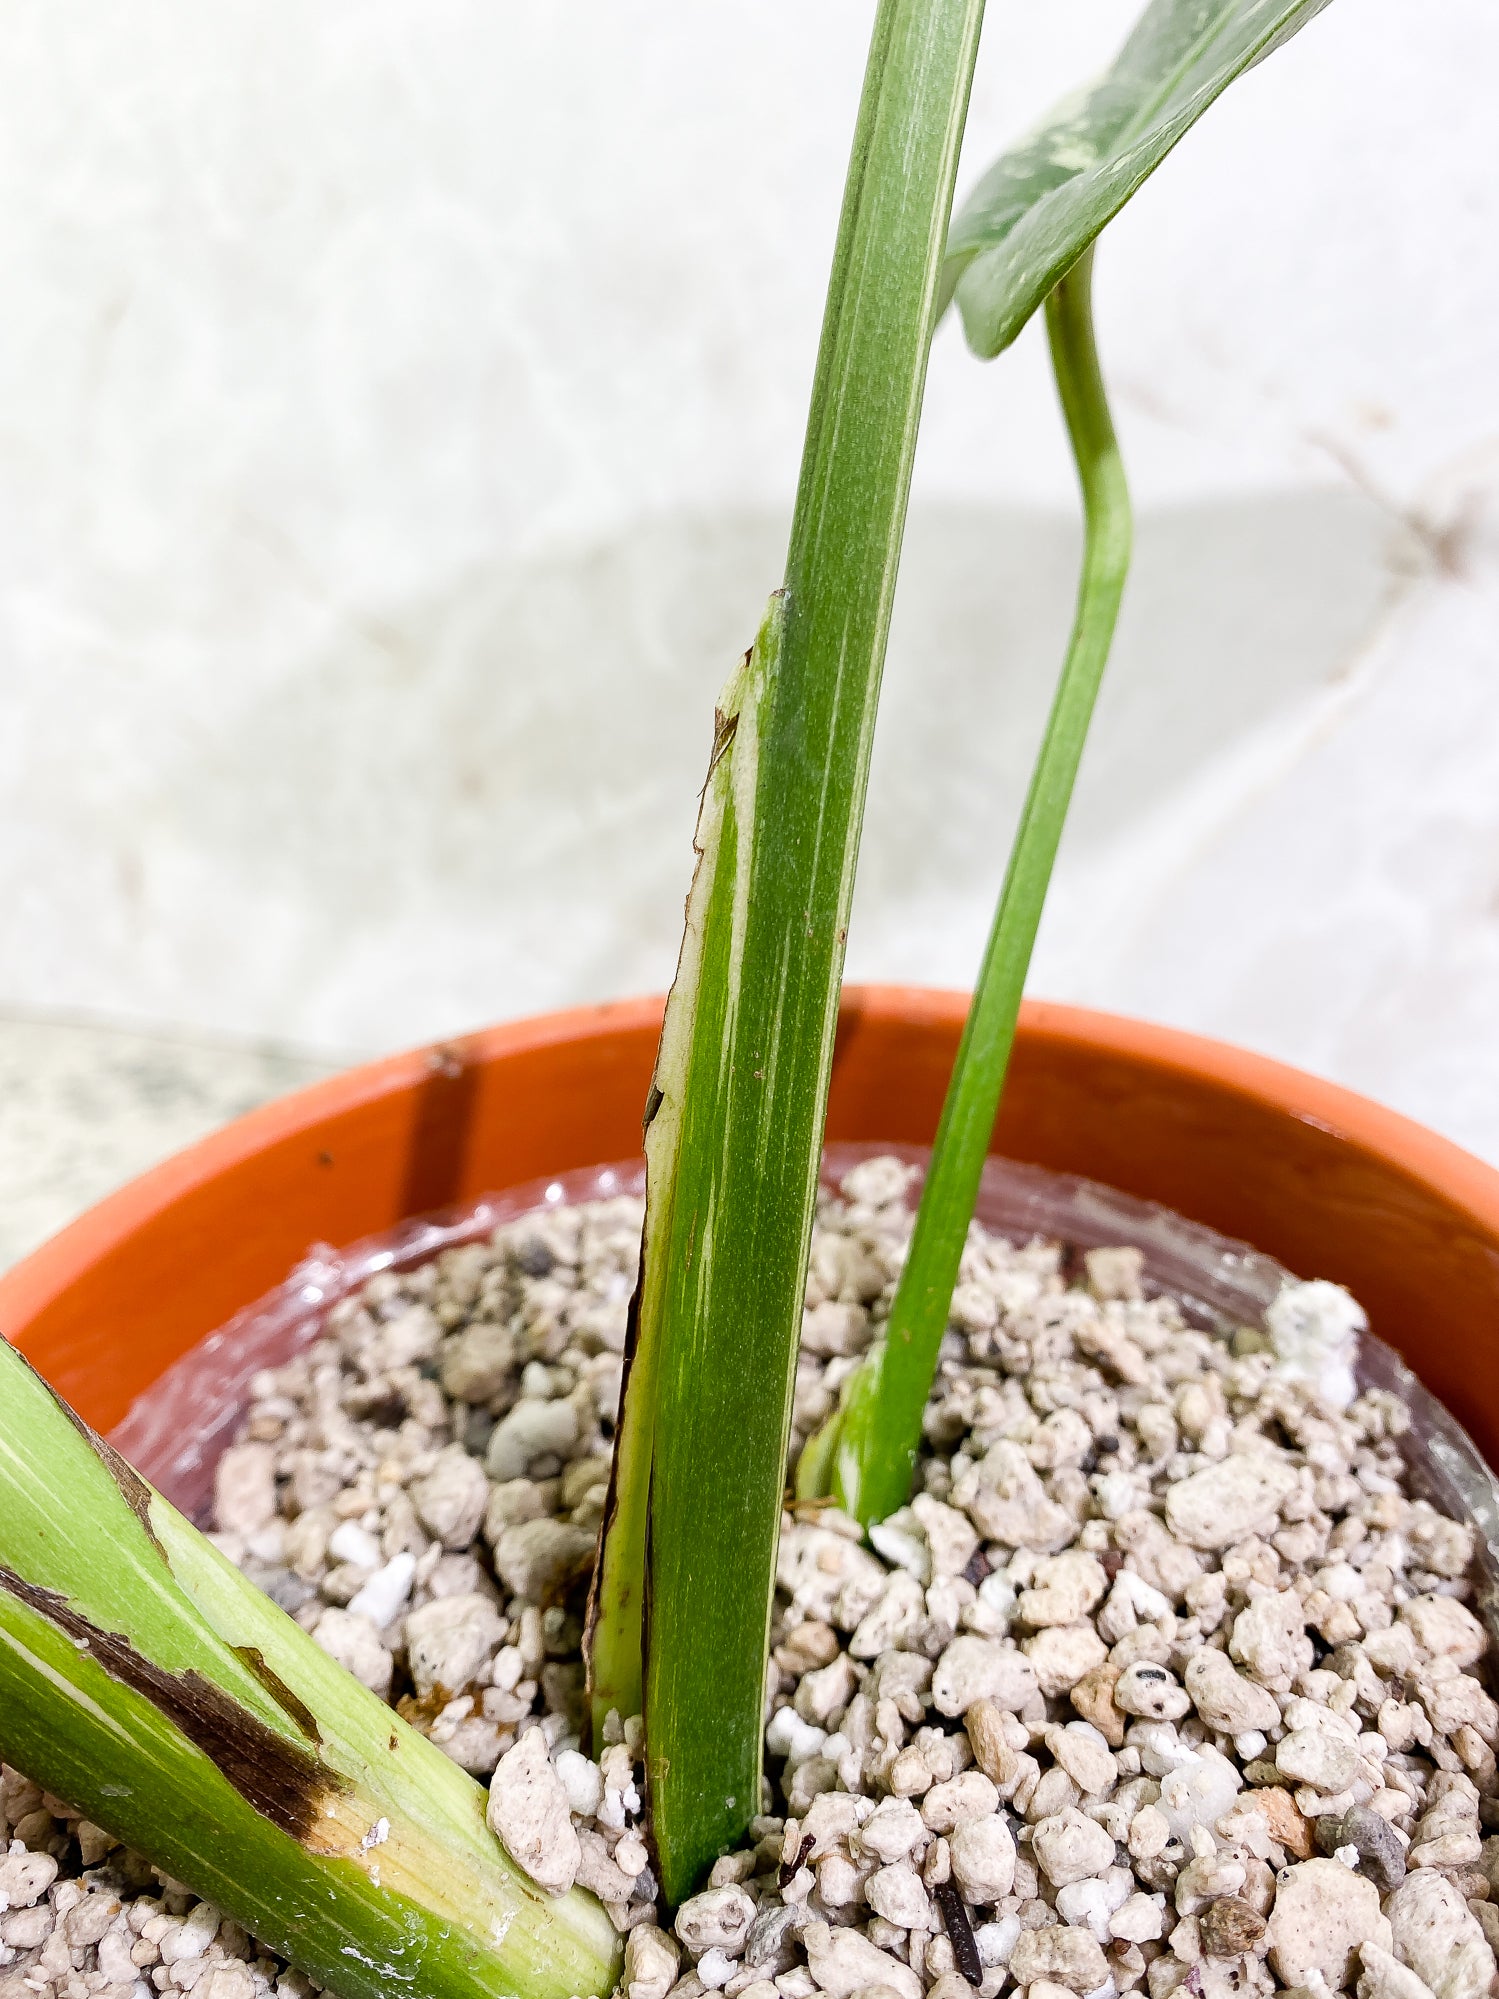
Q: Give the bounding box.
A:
[554,1749,605,1819]
[492,1645,525,1693]
[486,1728,580,1895]
[614,1832,649,1878]
[1266,1278,1364,1412]
[676,1886,756,1958]
[345,1552,416,1627]
[327,1521,382,1569]
[975,1915,1021,1968]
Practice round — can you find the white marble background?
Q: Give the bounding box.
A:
[1,1,1497,1258]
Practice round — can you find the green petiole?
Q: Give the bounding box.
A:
[804,243,1133,1525]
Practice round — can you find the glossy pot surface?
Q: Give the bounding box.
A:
[4,989,1497,1464]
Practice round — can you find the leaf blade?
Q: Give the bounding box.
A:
[944,0,1333,357]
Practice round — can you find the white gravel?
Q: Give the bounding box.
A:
[3,1157,1498,1999]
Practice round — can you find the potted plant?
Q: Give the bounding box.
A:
[5,8,1499,1999]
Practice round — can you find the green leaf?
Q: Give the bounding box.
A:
[810,245,1133,1524]
[588,0,988,1906]
[0,1339,620,1999]
[943,0,1333,357]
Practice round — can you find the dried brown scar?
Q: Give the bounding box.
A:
[0,1567,345,1845]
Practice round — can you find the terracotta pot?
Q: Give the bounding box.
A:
[4,988,1497,1468]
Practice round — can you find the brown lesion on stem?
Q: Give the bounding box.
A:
[14,1352,335,1781]
[582,1240,645,1684]
[707,703,740,778]
[0,1566,345,1846]
[232,1647,324,1745]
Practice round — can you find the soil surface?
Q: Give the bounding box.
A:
[4,1157,1498,1999]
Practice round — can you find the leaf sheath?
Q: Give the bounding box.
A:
[589,0,987,1906]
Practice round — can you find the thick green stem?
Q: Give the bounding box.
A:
[0,1339,620,1999]
[588,0,986,1905]
[817,246,1133,1524]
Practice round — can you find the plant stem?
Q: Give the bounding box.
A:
[824,245,1133,1525]
[0,1339,620,1999]
[588,0,986,1906]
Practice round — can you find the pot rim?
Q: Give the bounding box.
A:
[5,986,1498,1331]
